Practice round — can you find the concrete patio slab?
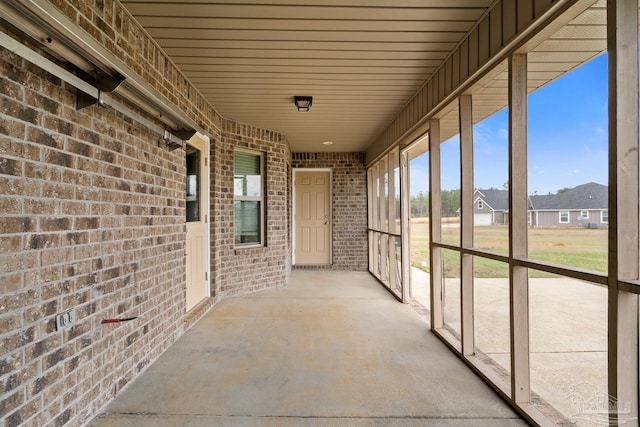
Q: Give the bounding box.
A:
[409,267,608,426]
[90,270,527,426]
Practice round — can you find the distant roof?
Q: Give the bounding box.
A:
[475,188,509,211]
[529,182,608,210]
[475,183,608,211]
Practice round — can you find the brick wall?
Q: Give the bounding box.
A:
[0,0,292,424]
[46,0,225,135]
[291,153,368,271]
[212,121,292,297]
[0,43,189,425]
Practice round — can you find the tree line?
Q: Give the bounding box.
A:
[410,189,461,218]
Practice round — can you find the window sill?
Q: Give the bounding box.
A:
[234,245,266,254]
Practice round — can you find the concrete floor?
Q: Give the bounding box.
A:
[410,268,607,426]
[90,270,527,426]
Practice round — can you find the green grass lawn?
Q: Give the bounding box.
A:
[409,220,608,278]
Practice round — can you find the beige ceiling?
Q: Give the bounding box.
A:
[436,0,606,144]
[120,0,494,152]
[121,0,607,154]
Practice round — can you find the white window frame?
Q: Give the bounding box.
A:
[559,211,570,224]
[478,199,484,210]
[234,148,265,248]
[580,210,589,219]
[601,210,608,224]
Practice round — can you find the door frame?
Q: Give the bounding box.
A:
[185,132,211,311]
[292,168,332,265]
[400,134,429,303]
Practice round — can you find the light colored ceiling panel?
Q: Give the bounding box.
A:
[123,3,489,21]
[121,0,491,152]
[535,39,607,52]
[569,7,606,25]
[124,0,491,6]
[174,58,443,67]
[132,16,479,32]
[162,47,451,60]
[473,95,509,105]
[528,36,603,86]
[528,51,599,63]
[155,39,459,51]
[527,61,588,72]
[146,29,467,43]
[550,25,606,40]
[121,0,607,152]
[184,72,429,81]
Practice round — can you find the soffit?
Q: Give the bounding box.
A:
[436,0,606,145]
[120,0,493,152]
[121,1,606,154]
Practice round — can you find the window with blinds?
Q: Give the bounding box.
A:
[234,150,264,246]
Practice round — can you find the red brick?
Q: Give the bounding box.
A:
[24,162,62,182]
[25,90,60,115]
[0,252,39,275]
[0,176,40,197]
[0,76,22,99]
[27,126,64,149]
[11,396,41,427]
[2,97,41,125]
[27,234,60,250]
[0,157,22,176]
[0,197,21,215]
[0,389,24,418]
[39,217,71,232]
[43,148,75,169]
[0,272,22,294]
[43,116,74,137]
[1,325,38,354]
[40,247,73,266]
[0,217,33,234]
[23,300,58,324]
[0,317,23,348]
[41,182,74,199]
[24,199,60,215]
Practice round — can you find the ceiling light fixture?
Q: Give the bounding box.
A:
[322,141,333,146]
[294,96,312,112]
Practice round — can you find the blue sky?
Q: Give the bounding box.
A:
[410,53,608,196]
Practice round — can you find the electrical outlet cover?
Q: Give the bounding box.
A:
[55,309,75,331]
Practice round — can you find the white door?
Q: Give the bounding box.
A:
[294,170,331,265]
[185,134,210,311]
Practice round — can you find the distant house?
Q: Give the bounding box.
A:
[474,182,608,228]
[474,189,509,225]
[529,182,608,228]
